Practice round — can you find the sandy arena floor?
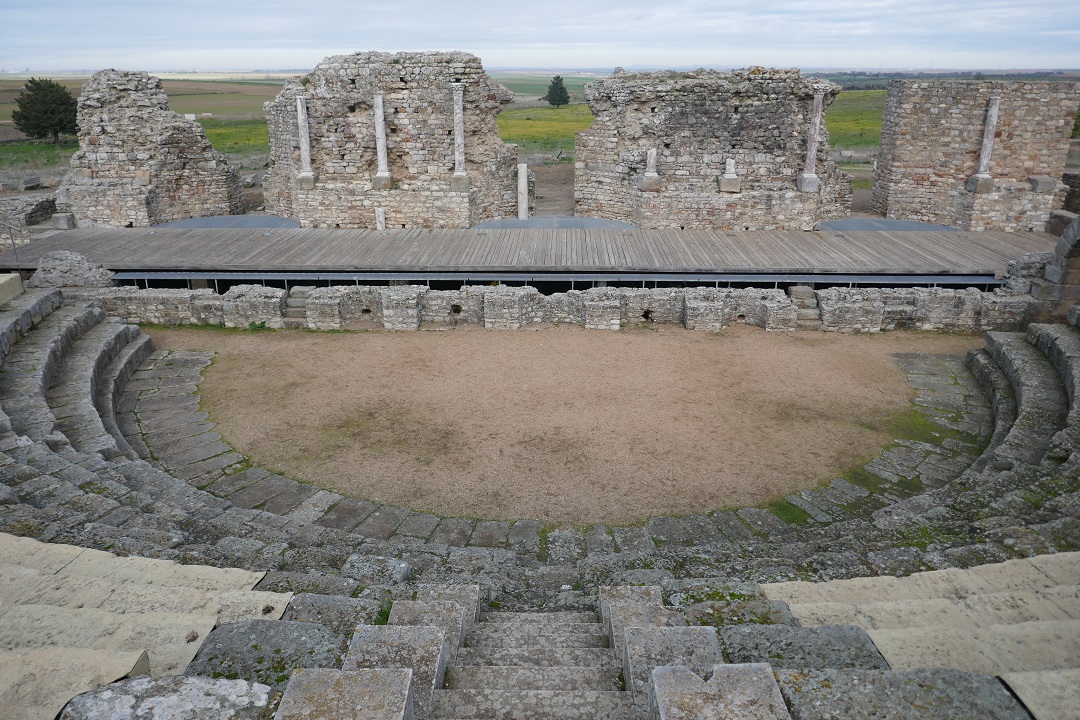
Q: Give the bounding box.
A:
[148,325,982,524]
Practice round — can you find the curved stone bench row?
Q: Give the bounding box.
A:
[2,288,1078,615]
[1027,322,1080,465]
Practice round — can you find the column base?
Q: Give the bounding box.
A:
[296,171,316,190]
[373,173,392,190]
[797,174,820,193]
[640,173,661,192]
[450,172,470,192]
[966,173,994,193]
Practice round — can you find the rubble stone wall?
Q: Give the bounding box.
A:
[872,79,1080,231]
[65,283,1034,334]
[0,192,56,247]
[574,68,851,230]
[264,52,519,229]
[1064,172,1080,214]
[57,70,242,228]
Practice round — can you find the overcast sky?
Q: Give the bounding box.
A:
[2,0,1078,72]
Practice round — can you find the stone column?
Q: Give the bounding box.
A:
[517,163,529,220]
[450,84,469,192]
[797,91,824,193]
[641,148,660,192]
[375,207,386,230]
[373,92,391,190]
[296,97,315,189]
[967,95,1001,194]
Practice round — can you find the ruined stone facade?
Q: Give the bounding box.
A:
[574,68,851,230]
[872,79,1080,231]
[57,70,241,228]
[263,52,520,229]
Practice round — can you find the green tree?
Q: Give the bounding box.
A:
[11,78,78,146]
[543,75,570,108]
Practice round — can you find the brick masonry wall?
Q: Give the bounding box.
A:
[56,70,242,228]
[264,51,519,229]
[574,67,851,230]
[872,79,1080,231]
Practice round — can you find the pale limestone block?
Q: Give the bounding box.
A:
[0,647,149,720]
[389,600,468,649]
[999,669,1080,720]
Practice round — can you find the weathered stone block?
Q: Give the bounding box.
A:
[345,625,448,716]
[623,626,721,703]
[379,286,427,330]
[649,664,789,720]
[276,668,415,720]
[222,285,286,329]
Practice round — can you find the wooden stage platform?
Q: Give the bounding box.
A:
[0,226,1057,280]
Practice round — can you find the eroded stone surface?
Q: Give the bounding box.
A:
[59,675,271,720]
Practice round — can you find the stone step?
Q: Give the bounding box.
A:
[454,647,620,668]
[796,307,821,320]
[1000,668,1080,720]
[95,331,155,460]
[0,563,291,624]
[0,288,63,365]
[431,689,633,720]
[465,625,609,649]
[983,331,1069,466]
[48,319,141,460]
[288,286,314,299]
[0,532,264,592]
[0,603,218,677]
[0,646,150,720]
[443,665,622,691]
[277,668,413,720]
[867,619,1080,674]
[0,303,104,441]
[782,585,1080,630]
[479,611,598,625]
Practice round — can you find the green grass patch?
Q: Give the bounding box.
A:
[0,140,77,171]
[825,90,886,149]
[497,103,594,156]
[761,500,810,526]
[197,118,269,156]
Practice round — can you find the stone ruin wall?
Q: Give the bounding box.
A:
[872,79,1080,232]
[574,68,851,230]
[56,70,242,228]
[61,281,1036,335]
[264,52,520,229]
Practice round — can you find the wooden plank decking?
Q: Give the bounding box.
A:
[0,227,1057,276]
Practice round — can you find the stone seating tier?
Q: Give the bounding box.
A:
[0,288,1078,718]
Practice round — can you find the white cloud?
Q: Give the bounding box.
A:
[1,0,1077,71]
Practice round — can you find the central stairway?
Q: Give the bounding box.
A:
[435,609,631,720]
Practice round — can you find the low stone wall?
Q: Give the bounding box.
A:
[816,287,1033,333]
[0,192,56,247]
[63,283,1039,334]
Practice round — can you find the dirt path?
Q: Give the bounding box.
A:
[531,164,575,216]
[149,325,981,524]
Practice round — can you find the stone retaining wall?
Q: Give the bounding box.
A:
[574,67,851,230]
[1064,172,1080,215]
[872,79,1080,231]
[56,70,242,228]
[816,287,1033,332]
[65,283,1038,334]
[264,52,519,229]
[0,192,56,247]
